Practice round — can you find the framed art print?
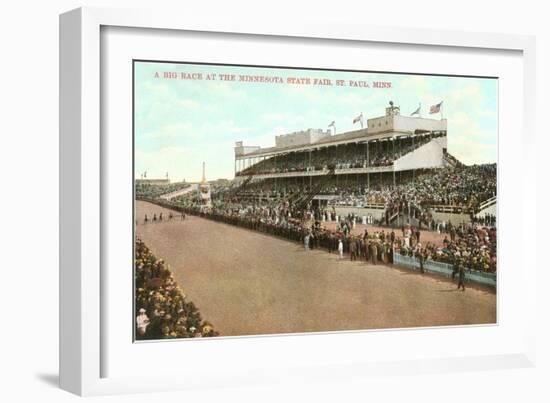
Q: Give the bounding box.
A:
[132,60,498,340]
[60,7,537,396]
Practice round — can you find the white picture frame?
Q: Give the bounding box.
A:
[60,6,537,396]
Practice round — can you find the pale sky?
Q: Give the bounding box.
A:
[134,61,497,182]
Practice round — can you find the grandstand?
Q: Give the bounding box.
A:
[132,102,496,236]
[235,103,449,180]
[233,103,448,197]
[225,102,496,225]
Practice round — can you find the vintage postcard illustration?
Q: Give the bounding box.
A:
[134,61,497,340]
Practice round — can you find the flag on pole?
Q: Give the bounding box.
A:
[353,113,364,128]
[411,104,421,116]
[429,101,443,114]
[328,120,336,134]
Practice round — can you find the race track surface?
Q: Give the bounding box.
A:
[136,201,496,337]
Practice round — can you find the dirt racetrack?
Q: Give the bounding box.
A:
[136,201,496,337]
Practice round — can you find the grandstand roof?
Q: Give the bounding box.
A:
[237,128,446,159]
[235,107,447,160]
[242,129,368,157]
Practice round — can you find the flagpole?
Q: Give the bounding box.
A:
[328,121,336,135]
[440,102,444,120]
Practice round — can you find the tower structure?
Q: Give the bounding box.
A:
[198,161,212,208]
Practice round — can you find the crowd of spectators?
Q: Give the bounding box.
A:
[135,182,190,199]
[401,164,496,208]
[398,221,497,273]
[230,160,494,230]
[135,238,218,339]
[473,212,497,227]
[321,164,496,212]
[198,163,496,239]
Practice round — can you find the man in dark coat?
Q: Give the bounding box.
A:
[349,238,357,261]
[371,242,378,265]
[418,249,425,273]
[452,257,459,280]
[457,263,466,291]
